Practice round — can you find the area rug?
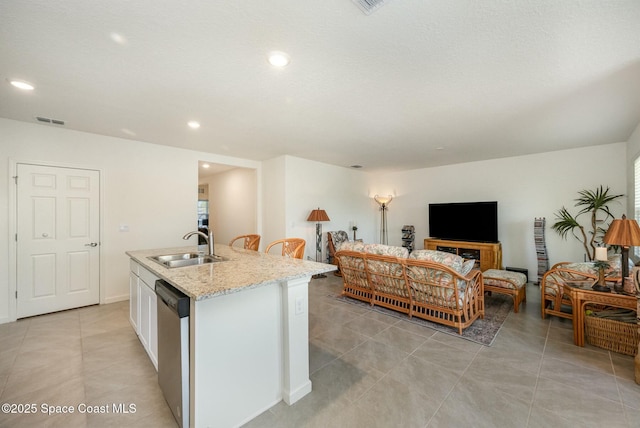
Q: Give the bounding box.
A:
[333,293,513,346]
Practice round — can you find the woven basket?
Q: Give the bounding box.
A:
[585,315,639,356]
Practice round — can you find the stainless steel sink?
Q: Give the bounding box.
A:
[149,252,227,268]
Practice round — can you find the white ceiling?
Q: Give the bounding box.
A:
[1,1,639,173]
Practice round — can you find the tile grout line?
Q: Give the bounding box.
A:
[611,350,632,427]
[422,341,485,428]
[524,311,551,427]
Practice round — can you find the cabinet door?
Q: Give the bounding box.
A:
[138,278,159,370]
[139,283,151,351]
[140,280,157,353]
[129,271,139,332]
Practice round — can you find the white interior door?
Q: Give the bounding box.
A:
[16,163,100,318]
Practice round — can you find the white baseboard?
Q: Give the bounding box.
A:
[104,294,129,305]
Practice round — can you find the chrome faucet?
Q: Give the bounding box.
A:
[182,228,215,256]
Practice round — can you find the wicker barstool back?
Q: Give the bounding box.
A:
[228,234,261,251]
[265,238,306,259]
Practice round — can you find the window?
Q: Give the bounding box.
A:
[635,156,640,257]
[198,200,209,228]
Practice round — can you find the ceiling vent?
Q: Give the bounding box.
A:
[352,0,388,15]
[35,116,65,126]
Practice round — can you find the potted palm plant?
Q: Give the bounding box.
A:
[551,185,624,261]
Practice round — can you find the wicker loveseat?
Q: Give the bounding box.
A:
[335,244,484,334]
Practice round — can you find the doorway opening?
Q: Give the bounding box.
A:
[197,161,258,249]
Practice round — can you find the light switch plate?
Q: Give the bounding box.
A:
[295,297,305,315]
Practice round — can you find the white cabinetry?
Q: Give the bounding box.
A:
[129,269,139,331]
[129,259,158,370]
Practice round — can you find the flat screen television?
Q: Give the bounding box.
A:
[428,201,498,243]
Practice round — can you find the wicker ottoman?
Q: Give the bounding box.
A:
[483,269,527,313]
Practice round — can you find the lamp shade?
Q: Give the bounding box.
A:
[603,214,640,246]
[307,208,330,222]
[374,195,393,206]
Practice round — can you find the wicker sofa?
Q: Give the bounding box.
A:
[335,243,484,334]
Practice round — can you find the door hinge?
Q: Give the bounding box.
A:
[12,176,17,185]
[15,291,17,299]
[15,233,18,242]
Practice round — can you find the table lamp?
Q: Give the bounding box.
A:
[593,246,610,292]
[307,208,330,277]
[603,214,640,291]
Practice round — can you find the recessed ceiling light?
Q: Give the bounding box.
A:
[202,163,210,169]
[188,121,200,129]
[9,80,35,91]
[268,51,290,67]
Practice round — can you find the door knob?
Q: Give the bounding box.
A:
[42,233,48,237]
[85,242,98,247]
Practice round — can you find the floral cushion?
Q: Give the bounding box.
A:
[366,257,409,298]
[460,259,476,276]
[363,244,409,259]
[483,269,527,290]
[337,241,366,252]
[542,267,597,297]
[328,231,349,248]
[405,264,469,306]
[561,254,623,278]
[409,249,465,273]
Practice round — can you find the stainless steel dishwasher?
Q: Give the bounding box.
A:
[156,280,190,428]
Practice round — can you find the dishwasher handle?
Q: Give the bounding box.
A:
[156,280,190,318]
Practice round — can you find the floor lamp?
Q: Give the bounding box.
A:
[307,208,330,277]
[374,195,393,245]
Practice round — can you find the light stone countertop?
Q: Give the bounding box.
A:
[126,244,336,301]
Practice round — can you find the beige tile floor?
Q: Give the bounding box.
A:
[0,300,176,427]
[1,275,639,427]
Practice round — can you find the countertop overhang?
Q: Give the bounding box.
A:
[127,244,336,301]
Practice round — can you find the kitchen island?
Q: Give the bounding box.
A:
[127,244,335,428]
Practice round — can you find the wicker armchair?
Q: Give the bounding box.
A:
[327,231,350,276]
[541,262,597,320]
[265,238,306,259]
[228,234,261,251]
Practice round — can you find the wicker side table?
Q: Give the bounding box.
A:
[563,282,636,347]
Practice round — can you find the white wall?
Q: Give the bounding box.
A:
[369,143,627,280]
[203,167,258,249]
[281,156,374,262]
[0,118,260,323]
[276,144,627,279]
[261,156,287,251]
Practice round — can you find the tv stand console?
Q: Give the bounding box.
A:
[424,238,502,272]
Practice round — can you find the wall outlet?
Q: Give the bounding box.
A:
[295,296,305,315]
